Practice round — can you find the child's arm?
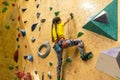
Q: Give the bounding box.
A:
[64,18,70,26]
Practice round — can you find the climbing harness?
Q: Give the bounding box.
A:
[37,42,51,58]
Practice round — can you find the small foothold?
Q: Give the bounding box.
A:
[16,38,19,42]
[54,11,60,16]
[25,0,29,1]
[49,62,53,67]
[77,32,84,37]
[31,23,38,31]
[2,1,9,6]
[34,70,38,75]
[48,71,52,79]
[5,24,10,29]
[8,65,14,70]
[49,7,53,11]
[2,7,7,13]
[36,4,40,8]
[12,3,15,7]
[41,19,46,23]
[14,77,17,80]
[21,29,26,37]
[18,33,21,37]
[14,49,19,63]
[66,57,72,63]
[25,45,27,48]
[36,13,40,19]
[70,13,74,19]
[18,16,20,21]
[24,55,28,60]
[27,54,33,62]
[17,28,20,31]
[17,44,20,49]
[31,36,36,43]
[24,21,27,24]
[21,8,27,12]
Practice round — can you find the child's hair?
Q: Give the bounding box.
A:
[51,17,61,42]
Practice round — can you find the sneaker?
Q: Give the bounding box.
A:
[81,52,93,61]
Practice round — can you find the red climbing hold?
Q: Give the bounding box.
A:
[23,72,32,80]
[18,16,20,21]
[12,3,15,7]
[18,33,21,38]
[14,49,19,63]
[25,45,27,48]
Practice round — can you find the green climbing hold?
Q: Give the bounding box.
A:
[14,0,17,2]
[77,32,84,37]
[54,11,60,17]
[49,62,53,66]
[50,7,53,11]
[2,7,7,13]
[14,77,17,80]
[17,44,20,48]
[70,13,74,19]
[5,24,10,29]
[8,65,14,70]
[17,27,20,31]
[66,57,72,63]
[2,1,9,6]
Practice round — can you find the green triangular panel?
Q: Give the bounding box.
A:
[83,0,118,41]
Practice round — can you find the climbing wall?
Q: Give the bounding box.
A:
[0,0,120,80]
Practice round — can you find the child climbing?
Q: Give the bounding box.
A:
[51,16,93,80]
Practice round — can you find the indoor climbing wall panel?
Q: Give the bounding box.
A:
[0,0,120,80]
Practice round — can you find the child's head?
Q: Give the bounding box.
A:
[52,17,61,25]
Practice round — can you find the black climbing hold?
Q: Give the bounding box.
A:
[24,55,28,60]
[14,49,19,63]
[2,7,7,13]
[24,21,27,23]
[49,62,53,66]
[31,36,36,43]
[34,70,38,75]
[21,29,26,37]
[50,7,53,11]
[31,23,38,31]
[12,3,15,7]
[21,8,27,12]
[41,19,46,23]
[25,0,29,1]
[36,4,40,8]
[36,13,40,19]
[54,11,60,16]
[16,37,19,42]
[2,1,9,6]
[70,13,74,19]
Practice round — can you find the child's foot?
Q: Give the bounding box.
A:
[81,52,93,61]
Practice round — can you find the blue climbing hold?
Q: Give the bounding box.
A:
[27,54,33,62]
[21,29,26,37]
[31,23,38,31]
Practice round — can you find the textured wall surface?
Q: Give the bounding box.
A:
[0,0,120,80]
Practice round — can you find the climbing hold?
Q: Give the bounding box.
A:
[2,7,7,13]
[37,42,51,58]
[77,32,84,37]
[49,7,53,11]
[17,44,20,49]
[5,24,10,29]
[48,71,52,79]
[2,1,9,6]
[36,4,40,8]
[31,23,38,31]
[24,55,28,60]
[13,77,17,80]
[49,62,53,67]
[70,13,74,19]
[42,72,44,80]
[8,65,14,70]
[12,3,15,7]
[21,8,27,12]
[18,16,20,21]
[31,36,36,43]
[94,11,108,23]
[41,19,46,23]
[66,57,72,63]
[36,12,40,19]
[54,11,60,16]
[27,54,33,62]
[18,33,21,37]
[34,69,38,75]
[21,29,26,37]
[14,49,19,63]
[17,28,20,31]
[16,37,19,42]
[24,21,27,24]
[25,45,27,48]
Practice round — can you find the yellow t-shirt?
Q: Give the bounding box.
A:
[52,23,64,41]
